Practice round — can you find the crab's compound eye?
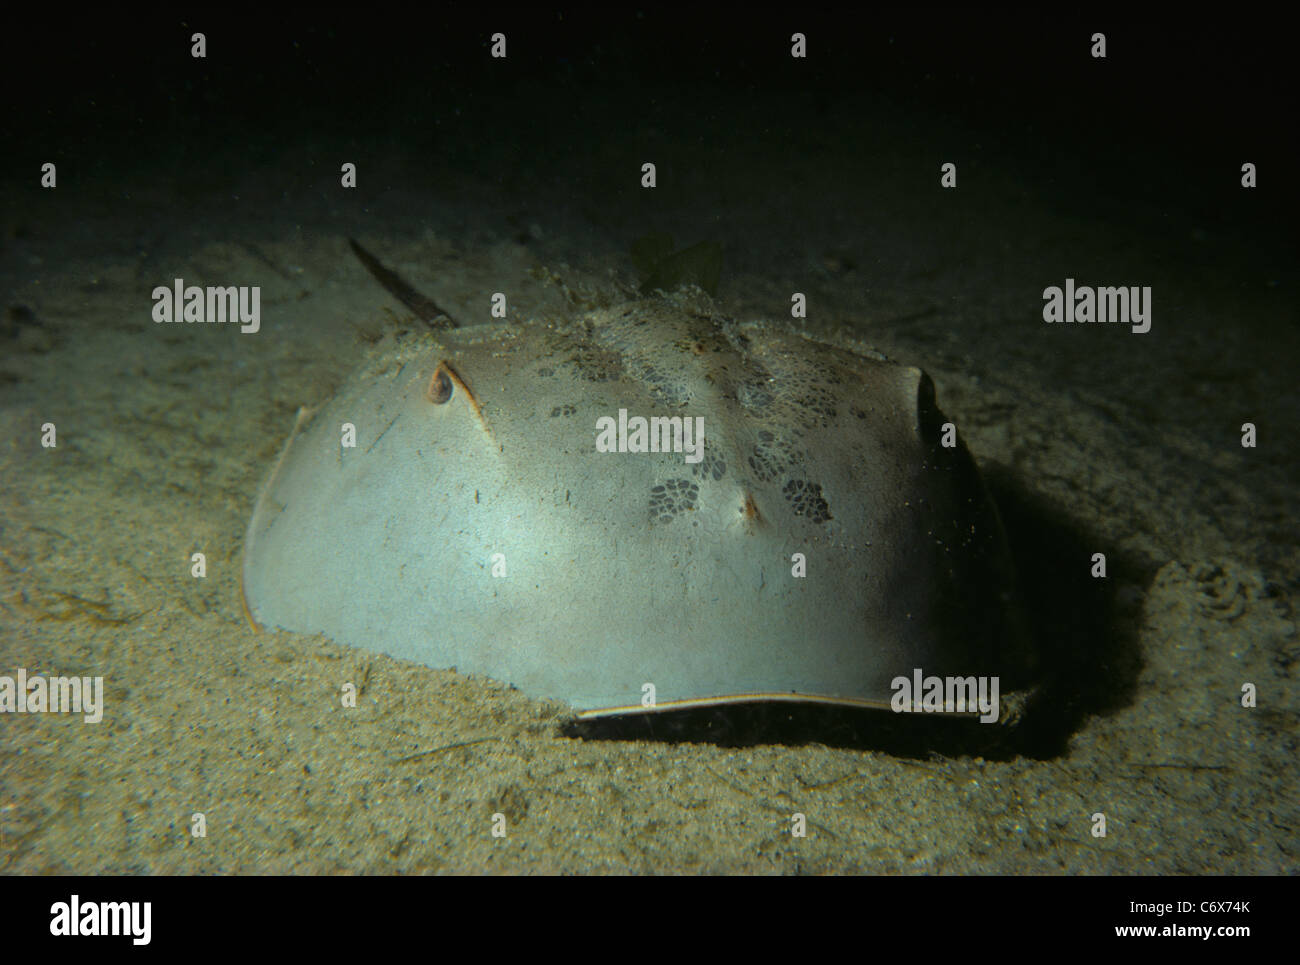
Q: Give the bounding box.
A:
[426,367,454,404]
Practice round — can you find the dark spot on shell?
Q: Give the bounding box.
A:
[647,478,700,523]
[782,478,831,524]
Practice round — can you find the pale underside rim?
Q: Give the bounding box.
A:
[575,692,980,720]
